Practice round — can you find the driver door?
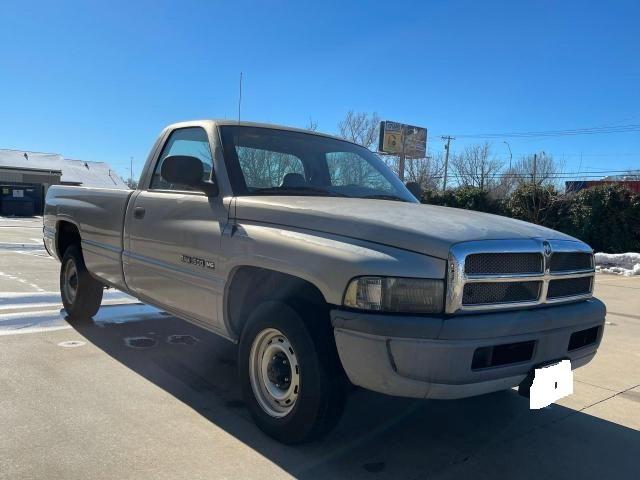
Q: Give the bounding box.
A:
[123,126,229,332]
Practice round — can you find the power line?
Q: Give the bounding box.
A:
[466,151,640,158]
[438,169,635,176]
[460,125,640,138]
[437,124,640,139]
[522,152,640,157]
[430,172,637,179]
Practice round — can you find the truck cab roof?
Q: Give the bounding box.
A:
[164,119,362,148]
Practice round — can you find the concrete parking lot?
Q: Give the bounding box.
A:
[1,217,638,480]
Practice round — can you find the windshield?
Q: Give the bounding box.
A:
[220,125,417,203]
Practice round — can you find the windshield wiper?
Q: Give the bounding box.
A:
[361,194,408,202]
[252,186,348,197]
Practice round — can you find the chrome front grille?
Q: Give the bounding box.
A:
[547,276,593,299]
[549,252,593,273]
[464,253,543,275]
[462,281,542,305]
[446,239,595,313]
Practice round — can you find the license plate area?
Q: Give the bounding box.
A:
[529,359,573,409]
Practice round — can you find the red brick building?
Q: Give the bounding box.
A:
[565,180,640,194]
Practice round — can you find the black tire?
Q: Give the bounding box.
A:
[60,245,103,321]
[238,301,346,444]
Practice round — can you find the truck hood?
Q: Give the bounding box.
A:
[233,196,576,259]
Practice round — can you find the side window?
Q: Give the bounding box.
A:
[236,146,305,190]
[150,127,213,191]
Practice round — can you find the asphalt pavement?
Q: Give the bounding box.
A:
[1,216,638,480]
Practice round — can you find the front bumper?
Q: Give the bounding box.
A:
[331,298,606,399]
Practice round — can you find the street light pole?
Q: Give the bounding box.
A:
[503,140,512,172]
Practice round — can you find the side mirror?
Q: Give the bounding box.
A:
[161,155,218,196]
[405,181,422,200]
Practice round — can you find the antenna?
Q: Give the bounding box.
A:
[238,72,243,123]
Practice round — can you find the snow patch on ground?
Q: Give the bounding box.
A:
[595,252,640,276]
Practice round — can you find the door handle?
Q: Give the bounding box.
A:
[133,206,146,219]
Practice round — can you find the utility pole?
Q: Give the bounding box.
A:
[441,135,454,192]
[130,156,133,184]
[533,153,537,185]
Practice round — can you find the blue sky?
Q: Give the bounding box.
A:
[1,0,638,180]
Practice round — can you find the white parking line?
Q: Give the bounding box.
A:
[0,270,48,291]
[0,308,72,335]
[0,302,163,335]
[0,242,43,248]
[0,291,139,311]
[13,250,53,259]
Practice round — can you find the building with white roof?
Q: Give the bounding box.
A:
[0,148,127,215]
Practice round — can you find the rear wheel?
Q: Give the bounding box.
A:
[60,245,103,321]
[238,301,345,444]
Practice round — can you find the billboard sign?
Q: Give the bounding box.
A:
[378,121,427,158]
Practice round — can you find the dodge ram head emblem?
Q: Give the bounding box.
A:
[543,241,552,257]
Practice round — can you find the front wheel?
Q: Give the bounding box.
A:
[60,245,103,321]
[238,301,345,444]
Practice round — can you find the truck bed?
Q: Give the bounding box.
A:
[44,185,134,290]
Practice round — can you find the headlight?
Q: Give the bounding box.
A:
[343,277,444,314]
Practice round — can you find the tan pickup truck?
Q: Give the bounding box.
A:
[44,120,606,443]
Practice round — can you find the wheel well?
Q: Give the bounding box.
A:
[227,267,329,337]
[57,221,81,258]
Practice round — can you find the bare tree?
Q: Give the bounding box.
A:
[337,111,380,150]
[492,168,519,198]
[451,143,503,190]
[511,152,562,187]
[236,147,303,188]
[306,118,318,132]
[327,152,389,191]
[622,169,640,181]
[402,152,445,191]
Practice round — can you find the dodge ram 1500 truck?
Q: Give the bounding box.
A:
[44,120,606,443]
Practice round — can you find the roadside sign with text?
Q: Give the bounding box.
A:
[378,121,427,158]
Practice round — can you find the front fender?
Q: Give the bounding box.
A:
[219,222,446,306]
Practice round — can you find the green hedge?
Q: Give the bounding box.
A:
[422,186,504,215]
[422,184,640,253]
[554,185,640,253]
